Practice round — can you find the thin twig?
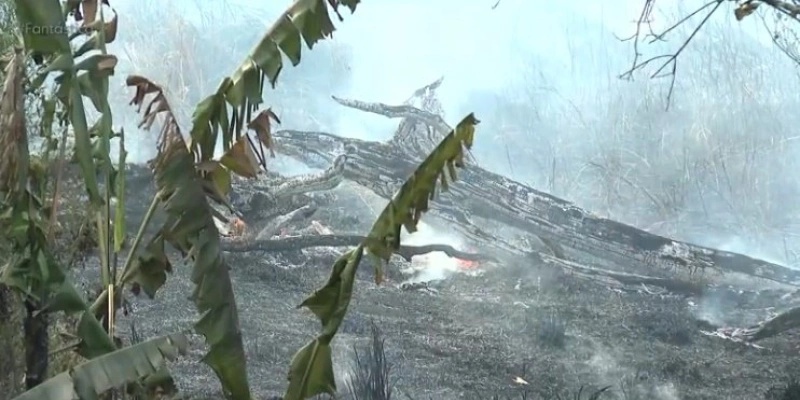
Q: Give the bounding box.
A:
[619,0,724,108]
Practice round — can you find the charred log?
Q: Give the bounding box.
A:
[740,306,800,342]
[270,121,800,287]
[536,253,705,296]
[222,78,799,290]
[253,205,317,240]
[232,152,347,207]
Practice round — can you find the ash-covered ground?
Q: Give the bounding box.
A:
[69,164,800,400]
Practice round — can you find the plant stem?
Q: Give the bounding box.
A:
[119,195,160,283]
[90,195,160,317]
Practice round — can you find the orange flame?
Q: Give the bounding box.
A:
[456,258,479,270]
[231,218,247,237]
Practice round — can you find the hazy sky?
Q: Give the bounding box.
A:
[107,0,774,146]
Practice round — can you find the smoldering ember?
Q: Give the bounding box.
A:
[85,79,798,399]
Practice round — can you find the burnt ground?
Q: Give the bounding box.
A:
[63,164,800,400]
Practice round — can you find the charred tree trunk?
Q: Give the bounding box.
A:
[272,128,800,286]
[225,77,800,292]
[222,77,800,342]
[234,77,800,289]
[23,300,48,389]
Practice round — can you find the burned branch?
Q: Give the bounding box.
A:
[221,234,493,263]
[331,95,452,136]
[538,253,705,296]
[333,78,477,164]
[740,305,800,341]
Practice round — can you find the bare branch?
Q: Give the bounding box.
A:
[760,7,800,64]
[221,234,495,262]
[760,0,800,18]
[330,93,478,163]
[331,95,452,134]
[622,0,800,104]
[620,0,723,108]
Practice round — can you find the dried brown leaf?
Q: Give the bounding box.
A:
[81,0,98,27]
[126,75,162,110]
[97,54,117,71]
[734,2,758,21]
[247,108,280,157]
[220,138,260,178]
[0,49,26,192]
[104,11,118,43]
[125,75,180,151]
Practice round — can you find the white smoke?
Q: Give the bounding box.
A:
[399,221,476,284]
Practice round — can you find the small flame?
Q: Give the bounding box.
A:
[231,218,247,236]
[220,217,247,239]
[456,258,479,270]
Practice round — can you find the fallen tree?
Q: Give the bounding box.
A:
[212,77,800,343]
[242,77,800,288]
[205,76,800,310]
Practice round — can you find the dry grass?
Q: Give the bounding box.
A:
[482,15,800,265]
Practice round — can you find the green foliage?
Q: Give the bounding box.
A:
[116,1,365,394]
[285,115,480,399]
[0,47,114,360]
[189,0,361,187]
[10,333,188,400]
[344,320,393,400]
[13,0,107,205]
[3,1,482,399]
[125,75,251,399]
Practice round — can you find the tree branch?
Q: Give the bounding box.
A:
[331,95,452,135]
[221,234,495,262]
[621,0,800,105]
[619,0,724,108]
[249,152,348,199]
[331,78,477,163]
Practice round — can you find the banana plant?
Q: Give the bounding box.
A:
[4,0,177,395]
[14,0,106,205]
[117,1,364,398]
[12,0,126,331]
[0,45,115,393]
[8,0,369,398]
[11,333,189,400]
[284,114,480,399]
